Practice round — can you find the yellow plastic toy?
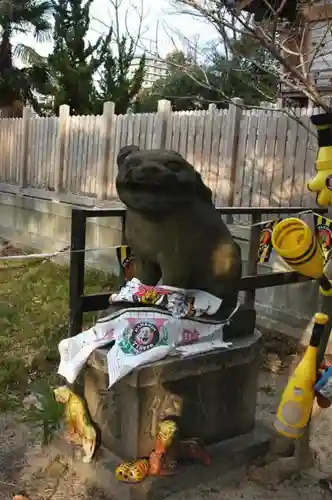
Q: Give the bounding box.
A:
[115,459,150,483]
[274,312,329,438]
[308,113,332,206]
[53,386,97,463]
[149,419,179,476]
[272,217,332,296]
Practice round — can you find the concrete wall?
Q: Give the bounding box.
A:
[0,191,123,273]
[0,191,324,350]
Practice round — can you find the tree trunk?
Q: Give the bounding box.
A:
[0,25,13,74]
[0,24,24,117]
[0,101,24,118]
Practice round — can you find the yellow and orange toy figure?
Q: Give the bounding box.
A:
[116,419,179,484]
[115,418,212,484]
[53,386,97,463]
[149,419,179,476]
[115,459,150,483]
[308,113,332,206]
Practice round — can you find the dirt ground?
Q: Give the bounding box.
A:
[2,353,332,500]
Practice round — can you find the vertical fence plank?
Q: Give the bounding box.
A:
[234,112,249,209]
[109,115,122,198]
[241,113,259,211]
[154,99,171,149]
[291,109,311,207]
[135,113,149,149]
[208,111,223,196]
[3,118,10,183]
[171,112,181,152]
[19,107,32,188]
[0,120,5,182]
[55,104,70,192]
[29,118,37,187]
[133,113,141,147]
[186,112,196,167]
[145,114,155,149]
[138,114,147,150]
[270,113,288,207]
[193,112,205,177]
[225,98,243,213]
[90,115,101,196]
[82,115,92,194]
[126,113,134,145]
[8,120,14,183]
[214,109,231,207]
[282,111,299,206]
[201,110,213,190]
[120,115,129,148]
[252,111,268,207]
[261,111,278,207]
[302,108,318,207]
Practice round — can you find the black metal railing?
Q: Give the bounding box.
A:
[69,206,328,336]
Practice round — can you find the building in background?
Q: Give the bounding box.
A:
[130,56,168,89]
[279,1,332,106]
[228,1,332,107]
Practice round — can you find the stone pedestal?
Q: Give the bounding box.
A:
[84,331,262,460]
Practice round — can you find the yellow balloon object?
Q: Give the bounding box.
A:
[308,113,332,206]
[115,459,150,483]
[53,386,97,463]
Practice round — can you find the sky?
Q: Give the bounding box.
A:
[12,0,217,61]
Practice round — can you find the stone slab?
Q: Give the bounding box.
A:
[52,421,271,500]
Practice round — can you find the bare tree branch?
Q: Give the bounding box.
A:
[91,0,149,56]
[170,0,332,111]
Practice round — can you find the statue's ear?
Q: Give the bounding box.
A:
[169,149,183,157]
[117,145,140,168]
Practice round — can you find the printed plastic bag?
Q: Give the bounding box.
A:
[58,322,115,384]
[105,308,230,388]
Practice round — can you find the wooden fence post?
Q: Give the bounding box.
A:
[208,103,217,114]
[154,99,172,149]
[276,98,283,109]
[96,101,115,200]
[19,106,32,189]
[226,97,243,222]
[55,104,70,193]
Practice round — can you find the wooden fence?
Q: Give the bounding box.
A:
[0,98,321,211]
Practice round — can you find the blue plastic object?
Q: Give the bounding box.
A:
[314,367,332,400]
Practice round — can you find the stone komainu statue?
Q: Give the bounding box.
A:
[116,145,242,316]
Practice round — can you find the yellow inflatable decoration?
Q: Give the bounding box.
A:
[271,218,332,296]
[308,113,332,206]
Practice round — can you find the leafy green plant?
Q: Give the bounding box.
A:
[22,380,65,445]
